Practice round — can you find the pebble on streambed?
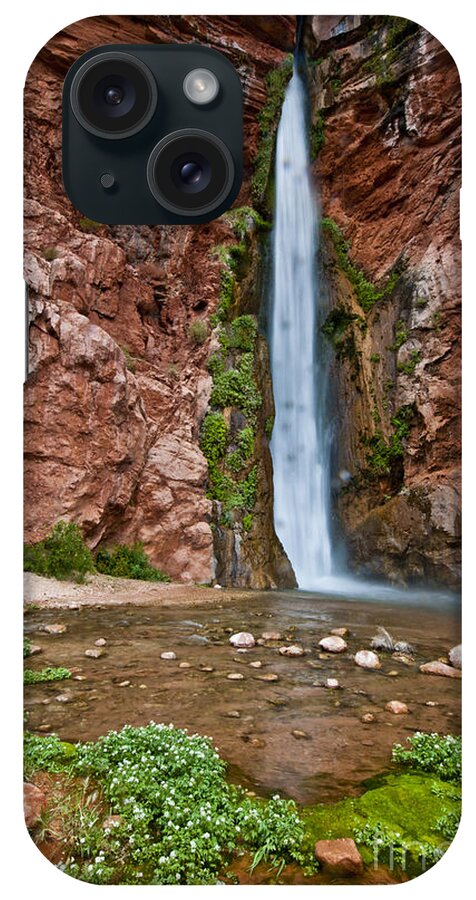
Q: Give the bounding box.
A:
[354,650,381,670]
[160,651,177,660]
[385,700,410,715]
[419,660,461,678]
[42,624,67,635]
[318,636,348,653]
[278,645,305,657]
[84,647,105,659]
[229,632,255,648]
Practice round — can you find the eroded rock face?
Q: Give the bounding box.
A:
[24,15,295,586]
[306,16,461,587]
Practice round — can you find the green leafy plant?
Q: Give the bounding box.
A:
[435,811,460,841]
[242,513,253,532]
[365,404,414,476]
[226,427,255,474]
[188,320,209,345]
[397,349,421,375]
[23,637,32,658]
[392,732,462,784]
[322,218,400,313]
[41,246,59,261]
[321,306,364,363]
[310,111,325,159]
[95,543,170,582]
[24,731,76,779]
[24,666,72,685]
[41,722,315,885]
[252,57,293,209]
[79,217,101,233]
[24,521,94,583]
[119,345,136,373]
[200,412,228,463]
[391,319,408,349]
[223,206,270,241]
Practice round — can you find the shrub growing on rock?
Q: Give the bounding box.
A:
[95,542,170,582]
[24,521,94,583]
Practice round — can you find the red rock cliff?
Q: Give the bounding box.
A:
[24,15,295,586]
[306,15,461,585]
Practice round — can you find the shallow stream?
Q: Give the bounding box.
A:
[24,589,460,805]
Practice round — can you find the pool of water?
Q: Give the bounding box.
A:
[24,590,461,805]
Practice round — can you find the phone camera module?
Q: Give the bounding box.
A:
[70,51,158,139]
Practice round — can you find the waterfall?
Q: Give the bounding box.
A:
[269,61,333,590]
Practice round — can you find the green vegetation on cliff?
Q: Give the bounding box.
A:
[365,404,414,477]
[321,217,400,313]
[95,543,170,582]
[321,305,365,365]
[252,57,293,210]
[310,110,326,159]
[363,17,419,87]
[203,241,264,526]
[24,521,169,583]
[24,521,94,583]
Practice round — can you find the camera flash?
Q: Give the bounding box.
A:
[183,68,219,105]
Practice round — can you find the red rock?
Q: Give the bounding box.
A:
[420,661,462,678]
[24,783,47,829]
[315,838,364,875]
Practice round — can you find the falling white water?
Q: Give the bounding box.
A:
[269,62,333,590]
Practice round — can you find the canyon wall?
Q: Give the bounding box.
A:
[24,14,461,589]
[24,15,295,587]
[306,15,461,585]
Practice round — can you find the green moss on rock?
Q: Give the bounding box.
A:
[302,772,460,871]
[365,404,414,476]
[322,218,400,313]
[252,57,293,210]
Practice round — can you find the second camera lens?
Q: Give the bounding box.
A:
[147,129,234,216]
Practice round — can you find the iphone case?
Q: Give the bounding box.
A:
[23,14,461,886]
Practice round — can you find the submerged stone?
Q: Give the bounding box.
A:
[354,650,381,670]
[43,623,67,635]
[319,636,347,653]
[385,700,409,715]
[448,644,462,669]
[229,632,255,648]
[420,660,461,678]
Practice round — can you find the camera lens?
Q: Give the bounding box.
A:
[180,162,202,185]
[147,130,234,216]
[70,51,157,139]
[104,86,124,106]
